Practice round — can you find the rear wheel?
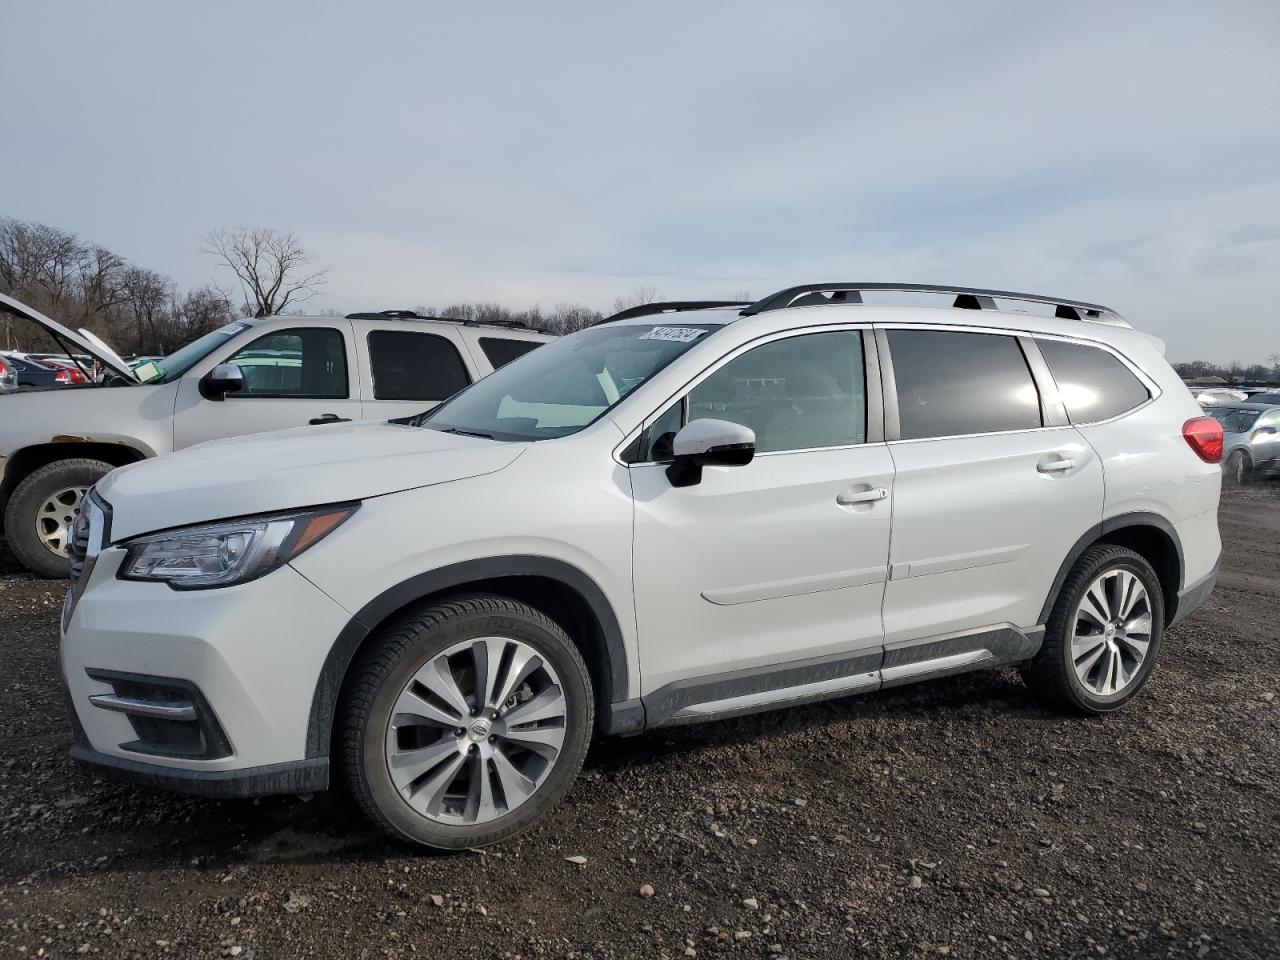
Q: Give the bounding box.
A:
[1224,449,1253,486]
[1022,545,1165,714]
[341,595,593,850]
[3,459,113,579]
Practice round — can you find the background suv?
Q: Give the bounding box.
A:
[60,282,1221,850]
[0,296,552,577]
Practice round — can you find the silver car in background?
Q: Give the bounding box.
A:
[1204,403,1280,484]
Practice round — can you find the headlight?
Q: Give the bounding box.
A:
[119,504,357,589]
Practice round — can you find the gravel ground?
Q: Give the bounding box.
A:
[1,486,1277,960]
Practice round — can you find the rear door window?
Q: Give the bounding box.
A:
[479,337,543,369]
[368,330,471,401]
[887,330,1042,440]
[1037,339,1150,423]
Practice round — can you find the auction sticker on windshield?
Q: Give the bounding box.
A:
[638,326,709,343]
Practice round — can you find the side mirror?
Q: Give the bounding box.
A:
[199,363,244,401]
[667,418,756,487]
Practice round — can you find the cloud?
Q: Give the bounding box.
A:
[2,0,1276,360]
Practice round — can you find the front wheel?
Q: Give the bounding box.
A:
[1022,545,1165,714]
[1223,449,1253,486]
[3,458,113,578]
[341,595,594,850]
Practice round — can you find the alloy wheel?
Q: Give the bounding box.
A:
[1070,569,1153,697]
[384,636,567,826]
[35,485,89,557]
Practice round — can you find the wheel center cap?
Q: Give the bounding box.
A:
[467,719,492,742]
[1103,623,1117,641]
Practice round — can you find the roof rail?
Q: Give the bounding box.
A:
[739,283,1129,327]
[598,300,753,324]
[345,310,554,335]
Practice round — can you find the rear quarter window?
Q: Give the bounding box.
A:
[1037,339,1150,423]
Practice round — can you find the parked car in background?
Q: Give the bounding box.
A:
[1240,391,1280,406]
[59,282,1221,851]
[1203,402,1280,484]
[1196,387,1248,405]
[0,295,553,577]
[0,352,89,388]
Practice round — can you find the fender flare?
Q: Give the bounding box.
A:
[304,555,631,758]
[1037,512,1184,626]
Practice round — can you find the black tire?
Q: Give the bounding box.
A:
[2,458,113,579]
[341,594,594,850]
[1223,449,1253,486]
[1022,544,1165,714]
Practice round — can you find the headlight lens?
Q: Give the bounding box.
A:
[119,504,356,589]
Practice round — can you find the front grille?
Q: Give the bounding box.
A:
[62,492,108,632]
[67,507,91,584]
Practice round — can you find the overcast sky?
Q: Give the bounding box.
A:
[3,1,1277,362]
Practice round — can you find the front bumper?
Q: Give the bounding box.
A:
[61,545,352,796]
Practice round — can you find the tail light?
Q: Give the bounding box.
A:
[55,368,71,384]
[1183,417,1224,464]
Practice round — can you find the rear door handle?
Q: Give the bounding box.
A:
[837,487,888,505]
[1037,457,1076,474]
[309,413,351,426]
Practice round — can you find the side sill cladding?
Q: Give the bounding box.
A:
[1038,513,1185,626]
[304,555,632,758]
[642,625,1043,729]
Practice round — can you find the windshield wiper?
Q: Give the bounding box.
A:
[437,426,495,440]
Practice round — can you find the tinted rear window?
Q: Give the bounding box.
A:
[1038,339,1149,423]
[888,330,1042,440]
[479,337,543,369]
[368,331,470,401]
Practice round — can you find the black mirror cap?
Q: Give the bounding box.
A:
[666,441,756,488]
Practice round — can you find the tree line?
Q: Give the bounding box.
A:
[1173,358,1280,383]
[0,216,622,356]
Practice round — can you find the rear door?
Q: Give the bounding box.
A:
[878,326,1103,656]
[172,321,361,448]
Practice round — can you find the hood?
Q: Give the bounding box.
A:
[97,420,526,540]
[0,293,137,381]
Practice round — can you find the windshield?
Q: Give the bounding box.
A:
[1205,407,1261,433]
[419,323,719,440]
[145,322,251,383]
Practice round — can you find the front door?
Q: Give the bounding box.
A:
[630,328,894,697]
[172,322,362,449]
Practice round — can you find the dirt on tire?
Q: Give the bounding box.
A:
[0,486,1277,959]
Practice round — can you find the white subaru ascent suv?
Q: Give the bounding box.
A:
[60,283,1223,850]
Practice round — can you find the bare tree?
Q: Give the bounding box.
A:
[119,267,170,353]
[161,286,234,351]
[203,226,328,317]
[612,284,660,315]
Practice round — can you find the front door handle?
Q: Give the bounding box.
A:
[309,413,351,426]
[837,487,888,505]
[1037,456,1076,473]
